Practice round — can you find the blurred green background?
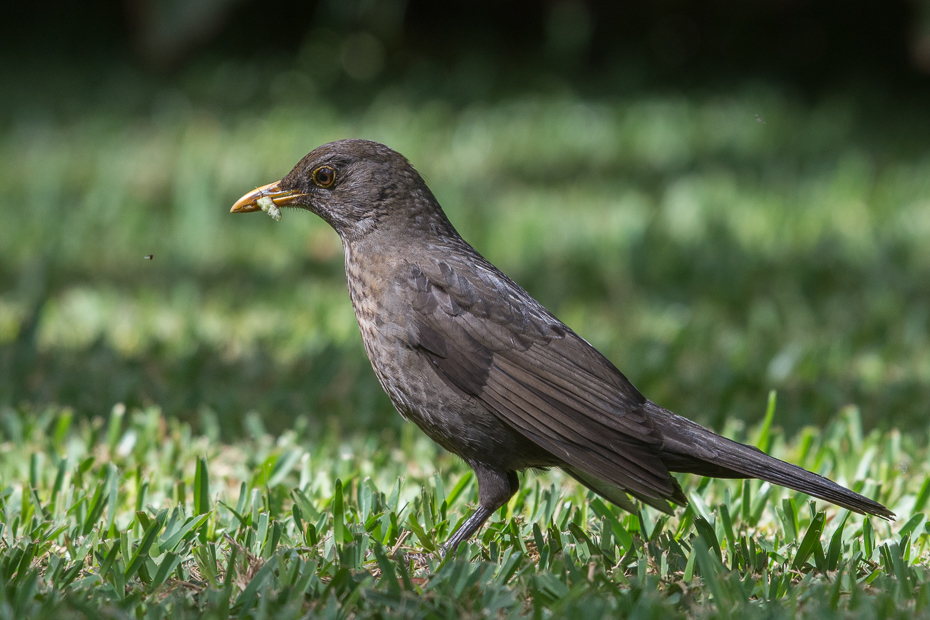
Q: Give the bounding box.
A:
[2,0,930,440]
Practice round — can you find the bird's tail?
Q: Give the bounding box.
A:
[646,402,895,520]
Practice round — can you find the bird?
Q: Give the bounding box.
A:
[231,139,893,552]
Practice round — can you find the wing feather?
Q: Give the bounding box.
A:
[405,258,687,507]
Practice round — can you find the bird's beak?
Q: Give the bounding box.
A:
[230,181,307,213]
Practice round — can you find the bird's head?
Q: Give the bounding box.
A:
[230,139,453,240]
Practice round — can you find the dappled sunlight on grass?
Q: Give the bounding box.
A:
[2,84,929,437]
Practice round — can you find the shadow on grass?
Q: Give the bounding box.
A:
[0,337,399,440]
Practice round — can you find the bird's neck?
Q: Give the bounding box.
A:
[342,221,459,267]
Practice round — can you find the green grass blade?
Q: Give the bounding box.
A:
[445,471,473,508]
[124,519,163,580]
[693,517,722,562]
[151,552,182,588]
[161,513,210,552]
[754,390,777,452]
[332,478,346,545]
[826,511,850,571]
[82,467,112,536]
[792,511,825,570]
[194,457,209,516]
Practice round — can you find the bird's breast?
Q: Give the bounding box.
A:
[340,241,564,471]
[344,252,387,346]
[343,245,412,395]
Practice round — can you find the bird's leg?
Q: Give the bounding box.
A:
[442,465,519,555]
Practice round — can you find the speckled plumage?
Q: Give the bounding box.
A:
[232,139,893,551]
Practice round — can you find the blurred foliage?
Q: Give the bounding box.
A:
[1,61,929,436]
[5,0,930,88]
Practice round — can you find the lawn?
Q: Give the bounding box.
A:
[1,59,930,617]
[0,399,927,618]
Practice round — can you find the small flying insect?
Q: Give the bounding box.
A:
[144,255,154,260]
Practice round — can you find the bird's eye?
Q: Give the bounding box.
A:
[313,166,336,188]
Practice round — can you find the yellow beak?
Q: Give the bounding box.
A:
[230,181,306,213]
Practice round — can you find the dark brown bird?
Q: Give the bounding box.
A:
[231,139,893,551]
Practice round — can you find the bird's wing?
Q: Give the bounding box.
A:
[404,256,686,509]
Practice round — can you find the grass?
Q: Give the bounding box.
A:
[3,74,930,436]
[2,57,930,616]
[0,398,928,618]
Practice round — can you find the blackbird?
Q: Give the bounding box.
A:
[232,139,893,551]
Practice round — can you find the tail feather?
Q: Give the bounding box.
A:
[647,402,895,520]
[564,466,678,515]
